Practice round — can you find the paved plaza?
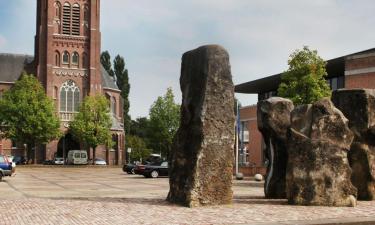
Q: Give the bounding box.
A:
[0,167,375,225]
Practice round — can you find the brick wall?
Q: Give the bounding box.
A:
[239,105,266,176]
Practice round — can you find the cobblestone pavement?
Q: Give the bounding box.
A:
[0,167,375,225]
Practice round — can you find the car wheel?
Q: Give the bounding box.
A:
[151,170,159,178]
[131,168,135,175]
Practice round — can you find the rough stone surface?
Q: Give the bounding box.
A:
[257,97,294,199]
[332,89,375,200]
[287,98,357,206]
[167,45,235,207]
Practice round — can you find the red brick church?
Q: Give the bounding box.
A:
[0,0,125,165]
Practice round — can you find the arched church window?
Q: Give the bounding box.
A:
[62,2,71,35]
[55,51,60,67]
[54,1,61,18]
[111,96,117,116]
[72,52,79,65]
[60,80,80,112]
[62,51,69,65]
[72,3,80,36]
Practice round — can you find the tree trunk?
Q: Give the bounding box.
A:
[106,147,109,165]
[93,146,96,165]
[33,144,37,164]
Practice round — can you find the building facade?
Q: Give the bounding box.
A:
[236,48,375,176]
[0,0,125,165]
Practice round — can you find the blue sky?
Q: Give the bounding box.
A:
[1,1,375,118]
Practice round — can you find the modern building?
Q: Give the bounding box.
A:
[235,47,375,176]
[0,0,125,165]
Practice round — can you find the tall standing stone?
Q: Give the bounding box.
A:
[167,45,235,207]
[332,89,375,200]
[257,97,294,199]
[286,98,357,206]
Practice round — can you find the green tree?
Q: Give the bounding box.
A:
[129,117,151,145]
[69,95,113,164]
[126,135,151,162]
[100,51,114,77]
[0,73,61,163]
[277,46,331,105]
[113,55,131,134]
[148,88,180,157]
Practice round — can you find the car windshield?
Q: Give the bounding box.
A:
[95,158,104,161]
[0,156,5,163]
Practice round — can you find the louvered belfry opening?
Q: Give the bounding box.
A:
[62,2,80,36]
[72,4,80,36]
[62,3,71,35]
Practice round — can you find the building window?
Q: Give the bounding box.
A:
[62,2,71,35]
[328,76,345,91]
[111,97,117,116]
[60,80,80,112]
[62,51,69,65]
[72,4,80,36]
[72,52,79,65]
[55,51,60,67]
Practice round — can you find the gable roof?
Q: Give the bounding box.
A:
[0,53,34,83]
[101,65,120,90]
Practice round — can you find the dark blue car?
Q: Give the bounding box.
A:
[0,155,13,181]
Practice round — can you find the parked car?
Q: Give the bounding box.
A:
[54,157,64,165]
[143,161,169,178]
[66,150,88,165]
[6,155,16,172]
[123,163,136,174]
[13,156,27,165]
[94,158,107,165]
[0,155,14,180]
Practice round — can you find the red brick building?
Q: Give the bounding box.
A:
[0,0,125,165]
[236,48,375,176]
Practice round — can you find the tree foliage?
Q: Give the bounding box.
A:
[0,73,61,159]
[100,51,114,77]
[148,88,180,157]
[69,95,113,162]
[126,135,151,162]
[277,46,331,105]
[113,55,131,134]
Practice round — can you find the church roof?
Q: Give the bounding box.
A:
[101,65,120,91]
[0,53,34,83]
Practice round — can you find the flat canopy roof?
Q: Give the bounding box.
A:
[234,48,375,94]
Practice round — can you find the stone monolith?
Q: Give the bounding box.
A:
[257,97,294,199]
[286,98,357,206]
[167,45,235,207]
[332,89,375,200]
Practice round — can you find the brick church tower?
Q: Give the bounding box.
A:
[28,0,124,164]
[35,0,101,98]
